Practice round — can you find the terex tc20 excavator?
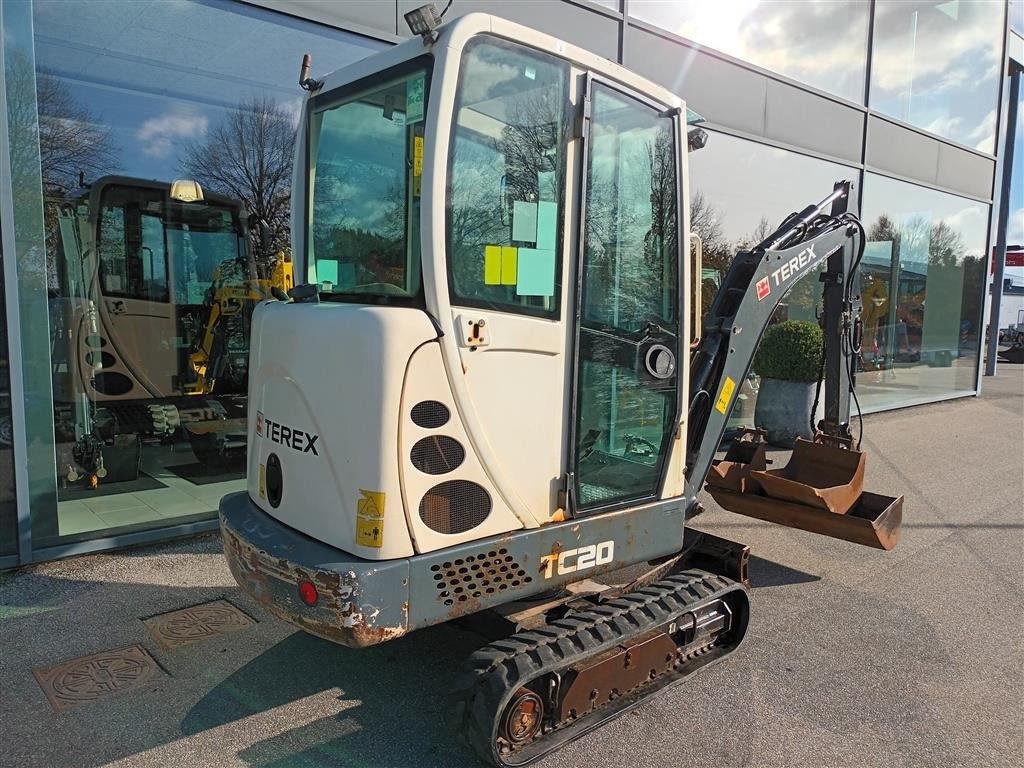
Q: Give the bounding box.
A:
[219,8,904,765]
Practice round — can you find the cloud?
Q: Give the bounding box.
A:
[135,104,208,158]
[966,109,997,151]
[1008,207,1024,246]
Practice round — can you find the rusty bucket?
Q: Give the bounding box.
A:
[705,434,902,551]
[706,429,769,494]
[750,437,864,515]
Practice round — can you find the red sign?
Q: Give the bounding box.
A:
[991,245,1024,273]
[756,276,771,301]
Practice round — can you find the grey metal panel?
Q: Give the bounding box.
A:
[408,495,686,628]
[624,26,767,135]
[765,79,863,164]
[936,142,996,201]
[865,115,940,186]
[398,0,620,60]
[242,0,399,39]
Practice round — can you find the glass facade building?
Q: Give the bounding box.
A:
[0,0,1017,566]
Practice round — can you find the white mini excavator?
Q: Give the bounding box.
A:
[220,7,903,765]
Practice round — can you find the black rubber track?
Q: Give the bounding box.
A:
[445,570,750,767]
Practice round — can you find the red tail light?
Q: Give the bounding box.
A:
[298,580,319,606]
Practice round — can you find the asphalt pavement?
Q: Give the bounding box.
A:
[1,365,1021,768]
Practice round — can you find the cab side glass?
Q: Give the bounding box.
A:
[446,38,570,318]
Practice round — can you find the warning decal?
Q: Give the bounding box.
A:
[715,376,737,414]
[356,489,385,548]
[756,277,771,301]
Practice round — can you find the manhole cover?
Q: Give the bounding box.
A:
[33,644,163,712]
[143,599,255,649]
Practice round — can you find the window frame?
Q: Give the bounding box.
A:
[444,34,572,320]
[305,55,434,308]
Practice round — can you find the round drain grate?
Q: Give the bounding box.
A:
[411,435,465,475]
[411,400,450,429]
[419,479,490,534]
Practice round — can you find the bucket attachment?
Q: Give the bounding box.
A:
[751,437,864,515]
[706,433,902,550]
[706,428,769,494]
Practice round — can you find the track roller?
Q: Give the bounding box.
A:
[446,570,750,767]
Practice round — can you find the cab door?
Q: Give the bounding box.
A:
[569,77,684,514]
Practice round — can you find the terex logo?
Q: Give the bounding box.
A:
[755,277,771,301]
[541,540,614,579]
[769,244,817,289]
[256,411,319,455]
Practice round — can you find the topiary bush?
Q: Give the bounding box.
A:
[753,320,823,382]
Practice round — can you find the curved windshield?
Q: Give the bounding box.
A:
[308,61,431,301]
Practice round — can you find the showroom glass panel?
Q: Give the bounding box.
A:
[0,224,16,556]
[870,0,1003,153]
[688,130,857,427]
[858,174,987,410]
[8,0,385,547]
[629,1,869,103]
[1011,0,1023,35]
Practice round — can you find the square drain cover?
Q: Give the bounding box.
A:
[33,644,163,712]
[144,599,255,649]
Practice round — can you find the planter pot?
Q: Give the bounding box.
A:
[754,377,824,447]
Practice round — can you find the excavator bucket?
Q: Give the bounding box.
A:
[751,437,864,514]
[706,428,770,494]
[706,434,902,551]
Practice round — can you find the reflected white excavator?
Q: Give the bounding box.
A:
[51,176,292,486]
[219,7,904,765]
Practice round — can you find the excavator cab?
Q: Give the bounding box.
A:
[220,9,903,766]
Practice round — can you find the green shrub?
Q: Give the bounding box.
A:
[753,320,823,382]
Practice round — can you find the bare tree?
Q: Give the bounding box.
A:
[36,74,117,196]
[181,96,295,272]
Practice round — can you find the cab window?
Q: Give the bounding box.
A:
[446,38,570,318]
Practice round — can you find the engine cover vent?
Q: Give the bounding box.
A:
[430,548,533,606]
[419,480,490,534]
[410,435,465,475]
[410,400,450,429]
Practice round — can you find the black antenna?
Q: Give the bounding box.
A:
[299,54,322,92]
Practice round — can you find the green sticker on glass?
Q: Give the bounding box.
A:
[407,73,425,124]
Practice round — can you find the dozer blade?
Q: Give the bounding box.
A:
[750,437,864,515]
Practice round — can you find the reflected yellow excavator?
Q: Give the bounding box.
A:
[185,247,293,396]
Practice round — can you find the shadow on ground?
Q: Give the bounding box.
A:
[183,624,484,768]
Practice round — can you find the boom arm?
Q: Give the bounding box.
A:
[684,181,863,501]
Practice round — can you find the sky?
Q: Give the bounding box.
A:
[32,0,385,187]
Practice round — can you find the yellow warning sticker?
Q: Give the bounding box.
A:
[484,245,502,285]
[413,135,424,177]
[356,516,384,548]
[356,489,385,548]
[358,489,385,518]
[258,464,266,498]
[715,376,737,414]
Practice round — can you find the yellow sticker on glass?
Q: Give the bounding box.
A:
[715,376,737,414]
[258,464,266,498]
[484,245,502,285]
[501,246,518,286]
[413,136,424,177]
